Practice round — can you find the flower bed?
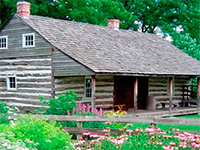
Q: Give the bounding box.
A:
[73,123,200,150]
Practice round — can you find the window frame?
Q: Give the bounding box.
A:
[0,36,8,49]
[6,76,17,91]
[84,76,92,99]
[22,33,35,48]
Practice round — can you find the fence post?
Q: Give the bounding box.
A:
[197,77,200,110]
[152,117,157,128]
[77,121,82,140]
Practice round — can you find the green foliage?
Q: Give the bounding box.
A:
[0,102,19,124]
[1,0,199,62]
[0,132,34,150]
[172,33,200,61]
[0,116,72,150]
[104,110,127,117]
[45,90,77,115]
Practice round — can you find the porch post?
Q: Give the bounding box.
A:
[91,76,96,111]
[197,77,200,109]
[134,77,138,116]
[169,77,173,114]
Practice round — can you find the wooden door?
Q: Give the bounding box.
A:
[114,76,134,110]
[138,77,148,109]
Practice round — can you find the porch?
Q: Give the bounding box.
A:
[92,76,200,116]
[126,107,200,117]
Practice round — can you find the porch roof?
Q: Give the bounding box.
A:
[18,14,200,76]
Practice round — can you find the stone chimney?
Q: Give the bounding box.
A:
[17,1,31,18]
[107,19,120,30]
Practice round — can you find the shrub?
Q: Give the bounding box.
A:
[0,102,19,124]
[0,132,34,150]
[45,90,77,115]
[4,116,72,150]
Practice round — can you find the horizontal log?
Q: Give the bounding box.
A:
[0,91,51,97]
[0,70,51,75]
[95,100,113,105]
[64,127,121,135]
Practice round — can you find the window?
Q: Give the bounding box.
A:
[85,77,92,98]
[22,33,35,47]
[6,76,17,91]
[0,36,8,49]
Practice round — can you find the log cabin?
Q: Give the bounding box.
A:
[0,2,200,113]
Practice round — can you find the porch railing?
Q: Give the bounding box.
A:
[182,85,197,100]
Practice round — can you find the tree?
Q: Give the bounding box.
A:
[0,0,199,61]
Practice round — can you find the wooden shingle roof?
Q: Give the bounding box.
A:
[17,14,200,76]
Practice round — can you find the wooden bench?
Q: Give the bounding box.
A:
[147,95,182,110]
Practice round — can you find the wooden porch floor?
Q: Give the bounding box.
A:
[126,107,200,117]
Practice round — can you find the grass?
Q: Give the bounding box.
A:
[176,114,200,118]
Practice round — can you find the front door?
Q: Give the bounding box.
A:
[114,76,134,110]
[114,76,148,110]
[138,77,148,109]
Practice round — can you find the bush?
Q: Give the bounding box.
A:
[0,102,19,124]
[0,132,34,150]
[2,116,72,150]
[45,90,77,115]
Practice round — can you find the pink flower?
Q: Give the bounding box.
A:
[98,108,103,116]
[86,104,91,112]
[111,137,125,145]
[102,128,110,132]
[159,130,166,134]
[82,104,85,114]
[155,127,161,132]
[78,138,86,145]
[67,110,70,116]
[162,145,177,150]
[78,103,81,109]
[170,142,176,146]
[90,133,99,138]
[135,128,143,132]
[90,140,98,145]
[83,130,91,136]
[126,129,134,133]
[191,141,200,148]
[73,107,76,115]
[145,127,155,133]
[184,132,192,136]
[179,141,187,148]
[93,108,98,114]
[99,135,105,140]
[163,135,172,138]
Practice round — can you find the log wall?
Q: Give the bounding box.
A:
[148,77,190,98]
[95,76,114,108]
[0,15,51,58]
[174,76,190,99]
[53,49,94,76]
[54,76,114,108]
[148,77,191,110]
[0,15,52,111]
[54,76,85,100]
[0,56,52,107]
[148,77,168,96]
